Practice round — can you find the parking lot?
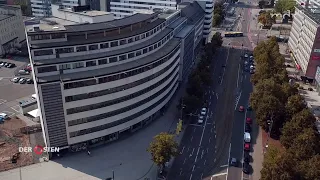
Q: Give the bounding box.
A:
[0,56,35,119]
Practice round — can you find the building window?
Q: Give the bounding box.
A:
[150,30,154,35]
[51,33,65,39]
[136,50,141,56]
[128,52,135,58]
[89,44,98,50]
[153,29,156,34]
[141,34,146,39]
[154,44,158,49]
[31,34,51,40]
[120,39,127,45]
[64,79,97,89]
[76,46,87,52]
[128,38,133,43]
[100,43,109,49]
[109,56,118,63]
[158,41,162,47]
[98,59,108,65]
[143,48,148,54]
[59,64,71,70]
[73,62,84,69]
[37,66,57,73]
[146,32,150,37]
[149,46,154,51]
[56,47,74,54]
[34,49,54,56]
[119,55,127,61]
[86,61,96,67]
[111,41,118,47]
[135,36,140,41]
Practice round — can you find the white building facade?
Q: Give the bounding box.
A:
[26,3,205,153]
[0,5,25,56]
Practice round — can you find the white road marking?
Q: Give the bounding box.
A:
[204,159,207,165]
[216,93,219,99]
[201,150,204,159]
[237,63,241,88]
[181,146,185,154]
[11,105,20,113]
[194,147,200,162]
[209,101,211,106]
[234,91,242,111]
[214,158,216,162]
[220,38,231,85]
[209,137,211,143]
[210,95,212,100]
[180,170,182,176]
[191,136,193,141]
[0,99,7,105]
[183,158,186,165]
[189,124,202,127]
[211,128,213,133]
[189,174,193,180]
[192,165,195,172]
[3,111,15,117]
[207,148,209,153]
[220,164,228,168]
[190,148,194,157]
[201,173,203,180]
[210,172,228,178]
[193,128,196,132]
[215,134,217,138]
[187,147,190,152]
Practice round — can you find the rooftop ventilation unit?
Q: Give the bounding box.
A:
[311,8,320,14]
[52,26,59,29]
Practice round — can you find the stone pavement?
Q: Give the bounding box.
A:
[250,127,263,180]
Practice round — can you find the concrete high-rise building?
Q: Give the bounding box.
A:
[25,2,205,154]
[288,3,320,80]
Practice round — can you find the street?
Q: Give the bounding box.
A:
[168,0,262,179]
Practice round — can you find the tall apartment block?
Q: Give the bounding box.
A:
[25,2,205,153]
[288,3,320,80]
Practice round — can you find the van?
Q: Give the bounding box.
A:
[244,132,251,143]
[0,113,8,119]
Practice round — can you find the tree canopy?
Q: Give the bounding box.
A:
[274,0,296,14]
[258,11,275,28]
[147,132,179,167]
[212,3,225,27]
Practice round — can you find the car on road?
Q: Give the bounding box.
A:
[11,77,20,83]
[26,78,34,84]
[244,66,249,72]
[19,78,26,84]
[249,55,253,59]
[244,53,248,58]
[244,151,250,162]
[246,117,252,124]
[18,70,30,75]
[250,65,255,70]
[243,162,250,174]
[198,115,204,124]
[245,124,251,133]
[0,113,8,119]
[230,158,238,167]
[200,108,207,116]
[247,105,252,111]
[7,63,15,68]
[244,61,249,65]
[250,69,255,74]
[239,106,244,112]
[244,132,251,142]
[244,143,250,151]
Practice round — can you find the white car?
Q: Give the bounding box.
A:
[250,65,255,70]
[0,62,5,67]
[200,108,207,116]
[249,55,253,59]
[244,61,249,65]
[11,77,20,83]
[0,113,8,119]
[244,54,248,58]
[198,116,204,124]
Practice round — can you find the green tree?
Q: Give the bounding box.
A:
[261,145,298,180]
[147,132,179,168]
[280,109,316,149]
[288,127,320,160]
[258,11,274,28]
[211,32,223,47]
[186,74,203,98]
[298,155,320,180]
[183,94,201,114]
[212,13,223,27]
[274,0,296,14]
[285,94,307,118]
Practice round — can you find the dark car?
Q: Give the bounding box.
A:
[8,63,15,68]
[26,78,34,84]
[5,63,12,67]
[245,124,251,132]
[230,157,238,167]
[243,162,250,174]
[250,69,255,74]
[247,105,252,111]
[244,66,249,72]
[244,152,250,162]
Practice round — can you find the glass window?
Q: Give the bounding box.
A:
[98,59,108,65]
[59,64,71,70]
[89,44,98,50]
[76,46,87,52]
[100,43,109,49]
[109,57,118,63]
[86,61,96,67]
[158,41,162,47]
[111,41,118,47]
[150,30,154,35]
[119,55,127,61]
[128,38,133,43]
[120,39,127,45]
[38,66,57,73]
[146,32,150,37]
[136,50,141,56]
[153,29,156,33]
[73,62,84,69]
[154,44,158,49]
[34,49,54,56]
[141,34,146,39]
[135,36,140,41]
[56,47,74,54]
[149,46,154,51]
[128,53,135,58]
[143,48,148,54]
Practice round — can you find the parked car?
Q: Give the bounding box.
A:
[230,158,238,167]
[26,78,33,84]
[244,151,250,162]
[0,62,5,67]
[11,77,20,83]
[18,70,30,75]
[244,143,250,151]
[245,124,251,133]
[200,108,207,116]
[244,53,248,58]
[246,117,252,124]
[244,132,251,142]
[0,113,8,119]
[239,106,244,112]
[19,78,26,84]
[247,105,252,111]
[7,63,15,68]
[243,162,250,174]
[198,115,204,124]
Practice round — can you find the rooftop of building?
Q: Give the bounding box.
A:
[0,14,14,21]
[0,5,21,10]
[296,4,320,25]
[175,25,195,38]
[37,38,181,83]
[58,6,111,17]
[180,1,205,24]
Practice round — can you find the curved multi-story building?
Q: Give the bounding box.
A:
[26,2,205,152]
